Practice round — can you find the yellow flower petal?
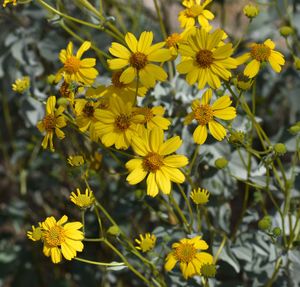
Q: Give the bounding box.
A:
[165,253,177,271]
[109,42,131,59]
[244,59,260,78]
[163,155,189,167]
[146,173,159,197]
[208,120,226,141]
[155,169,171,194]
[125,32,138,52]
[138,31,153,53]
[158,136,182,155]
[193,125,207,145]
[76,41,91,59]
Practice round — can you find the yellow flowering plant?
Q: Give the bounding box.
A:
[3,0,299,286]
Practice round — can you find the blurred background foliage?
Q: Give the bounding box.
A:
[0,0,300,286]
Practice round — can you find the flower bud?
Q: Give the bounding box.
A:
[236,74,252,91]
[272,227,282,237]
[201,264,217,278]
[274,143,287,155]
[229,131,245,146]
[294,57,300,70]
[243,4,259,19]
[289,125,300,135]
[107,225,120,236]
[215,157,228,169]
[280,26,294,37]
[258,216,272,231]
[47,74,57,85]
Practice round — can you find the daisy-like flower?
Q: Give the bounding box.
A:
[165,236,213,279]
[236,39,285,78]
[74,98,103,141]
[3,0,16,7]
[190,188,210,205]
[104,71,148,103]
[165,33,184,59]
[134,106,171,130]
[178,0,214,29]
[40,215,84,264]
[177,28,237,90]
[107,31,171,88]
[94,95,144,150]
[70,188,95,209]
[185,89,236,144]
[67,155,84,167]
[56,41,98,85]
[135,233,156,252]
[12,76,30,93]
[125,128,188,197]
[37,96,67,151]
[27,224,42,241]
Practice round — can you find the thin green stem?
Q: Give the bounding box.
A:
[74,257,125,266]
[176,183,194,227]
[188,145,200,175]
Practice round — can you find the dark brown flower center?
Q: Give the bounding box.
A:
[175,243,197,263]
[115,114,131,131]
[83,103,95,118]
[130,52,148,70]
[143,152,164,172]
[43,114,56,131]
[196,50,214,68]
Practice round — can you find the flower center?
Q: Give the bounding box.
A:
[115,114,131,131]
[140,108,154,123]
[64,56,81,74]
[184,5,202,18]
[143,152,164,172]
[111,71,127,88]
[194,104,214,125]
[98,97,109,110]
[130,52,148,70]
[83,103,95,118]
[196,50,214,68]
[175,243,197,263]
[166,33,181,48]
[60,82,72,98]
[75,195,94,207]
[250,44,271,62]
[44,225,65,247]
[43,114,56,131]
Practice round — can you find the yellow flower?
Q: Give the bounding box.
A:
[107,31,171,88]
[40,215,84,264]
[178,0,214,29]
[56,41,98,85]
[134,106,171,130]
[94,95,144,150]
[236,39,285,78]
[135,233,156,252]
[190,188,210,205]
[165,236,213,279]
[3,0,16,7]
[165,33,184,58]
[37,96,66,151]
[74,98,103,141]
[125,128,188,197]
[67,155,84,167]
[243,4,259,19]
[177,28,237,89]
[185,89,236,144]
[12,76,30,93]
[104,71,148,103]
[70,188,95,209]
[27,224,42,241]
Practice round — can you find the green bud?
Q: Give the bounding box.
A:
[215,157,228,169]
[272,227,282,237]
[107,225,120,236]
[295,58,300,70]
[229,131,245,146]
[274,143,287,155]
[280,26,294,37]
[135,189,144,200]
[57,97,69,107]
[289,125,300,135]
[47,74,56,85]
[258,217,272,231]
[254,191,263,203]
[201,264,217,278]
